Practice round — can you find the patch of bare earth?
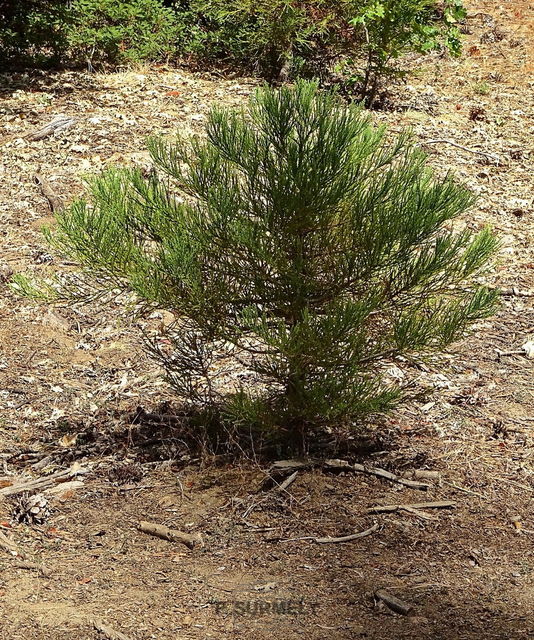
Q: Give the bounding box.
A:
[0,2,532,638]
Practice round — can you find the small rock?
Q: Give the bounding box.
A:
[42,309,70,332]
[409,616,430,625]
[0,262,14,283]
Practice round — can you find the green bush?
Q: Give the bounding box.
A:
[0,0,181,69]
[67,0,182,66]
[175,1,465,99]
[347,0,466,106]
[14,82,498,447]
[0,0,71,68]
[179,0,359,79]
[1,0,466,102]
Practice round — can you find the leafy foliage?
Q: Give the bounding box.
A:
[177,0,466,100]
[179,0,358,79]
[1,0,466,100]
[14,82,498,446]
[0,0,181,68]
[343,0,466,105]
[0,0,72,68]
[67,0,182,66]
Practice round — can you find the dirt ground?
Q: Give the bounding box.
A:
[0,2,533,638]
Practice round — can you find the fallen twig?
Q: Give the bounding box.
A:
[26,115,76,142]
[423,138,500,163]
[400,506,436,520]
[367,500,456,514]
[92,618,133,640]
[267,459,430,490]
[13,560,51,578]
[275,471,299,494]
[276,523,380,544]
[0,530,21,557]
[0,463,88,498]
[263,459,317,488]
[375,589,413,615]
[444,481,486,499]
[315,523,379,544]
[499,287,534,298]
[33,174,63,212]
[138,521,202,549]
[325,459,430,490]
[495,348,527,359]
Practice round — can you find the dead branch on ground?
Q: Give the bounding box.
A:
[33,173,63,212]
[92,618,133,640]
[423,138,500,163]
[0,463,88,498]
[367,500,456,514]
[138,521,202,549]
[375,590,413,615]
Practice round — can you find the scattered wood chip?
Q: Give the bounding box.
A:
[375,589,413,615]
[92,618,133,640]
[138,521,202,549]
[510,515,522,532]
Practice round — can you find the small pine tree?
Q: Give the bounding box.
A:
[15,81,498,446]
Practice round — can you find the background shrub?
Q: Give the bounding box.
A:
[1,0,465,101]
[176,1,465,99]
[0,0,181,69]
[179,1,360,80]
[347,0,466,106]
[0,0,71,68]
[67,0,182,66]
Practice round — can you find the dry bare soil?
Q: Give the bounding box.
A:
[0,2,533,639]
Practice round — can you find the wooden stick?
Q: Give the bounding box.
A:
[0,530,21,557]
[275,471,299,493]
[367,500,456,514]
[315,523,379,544]
[423,138,500,163]
[138,521,202,549]
[401,506,435,521]
[267,459,430,490]
[33,174,63,212]
[352,463,430,490]
[499,287,534,298]
[13,560,51,578]
[92,618,133,640]
[26,115,76,142]
[0,464,87,497]
[325,459,430,490]
[444,481,486,499]
[375,590,413,615]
